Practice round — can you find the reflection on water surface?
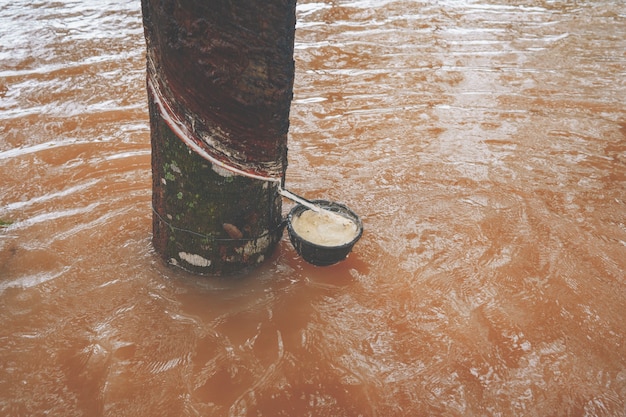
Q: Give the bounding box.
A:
[1,0,625,416]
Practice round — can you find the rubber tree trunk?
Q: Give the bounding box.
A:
[141,0,297,275]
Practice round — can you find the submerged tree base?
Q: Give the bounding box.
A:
[149,92,284,276]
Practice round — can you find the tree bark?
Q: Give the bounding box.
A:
[141,0,296,275]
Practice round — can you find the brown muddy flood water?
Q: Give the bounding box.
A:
[1,1,626,416]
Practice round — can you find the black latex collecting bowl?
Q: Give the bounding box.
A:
[287,200,363,266]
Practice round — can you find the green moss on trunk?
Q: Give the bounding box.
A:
[150,93,283,275]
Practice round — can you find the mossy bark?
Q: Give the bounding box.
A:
[149,90,283,275]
